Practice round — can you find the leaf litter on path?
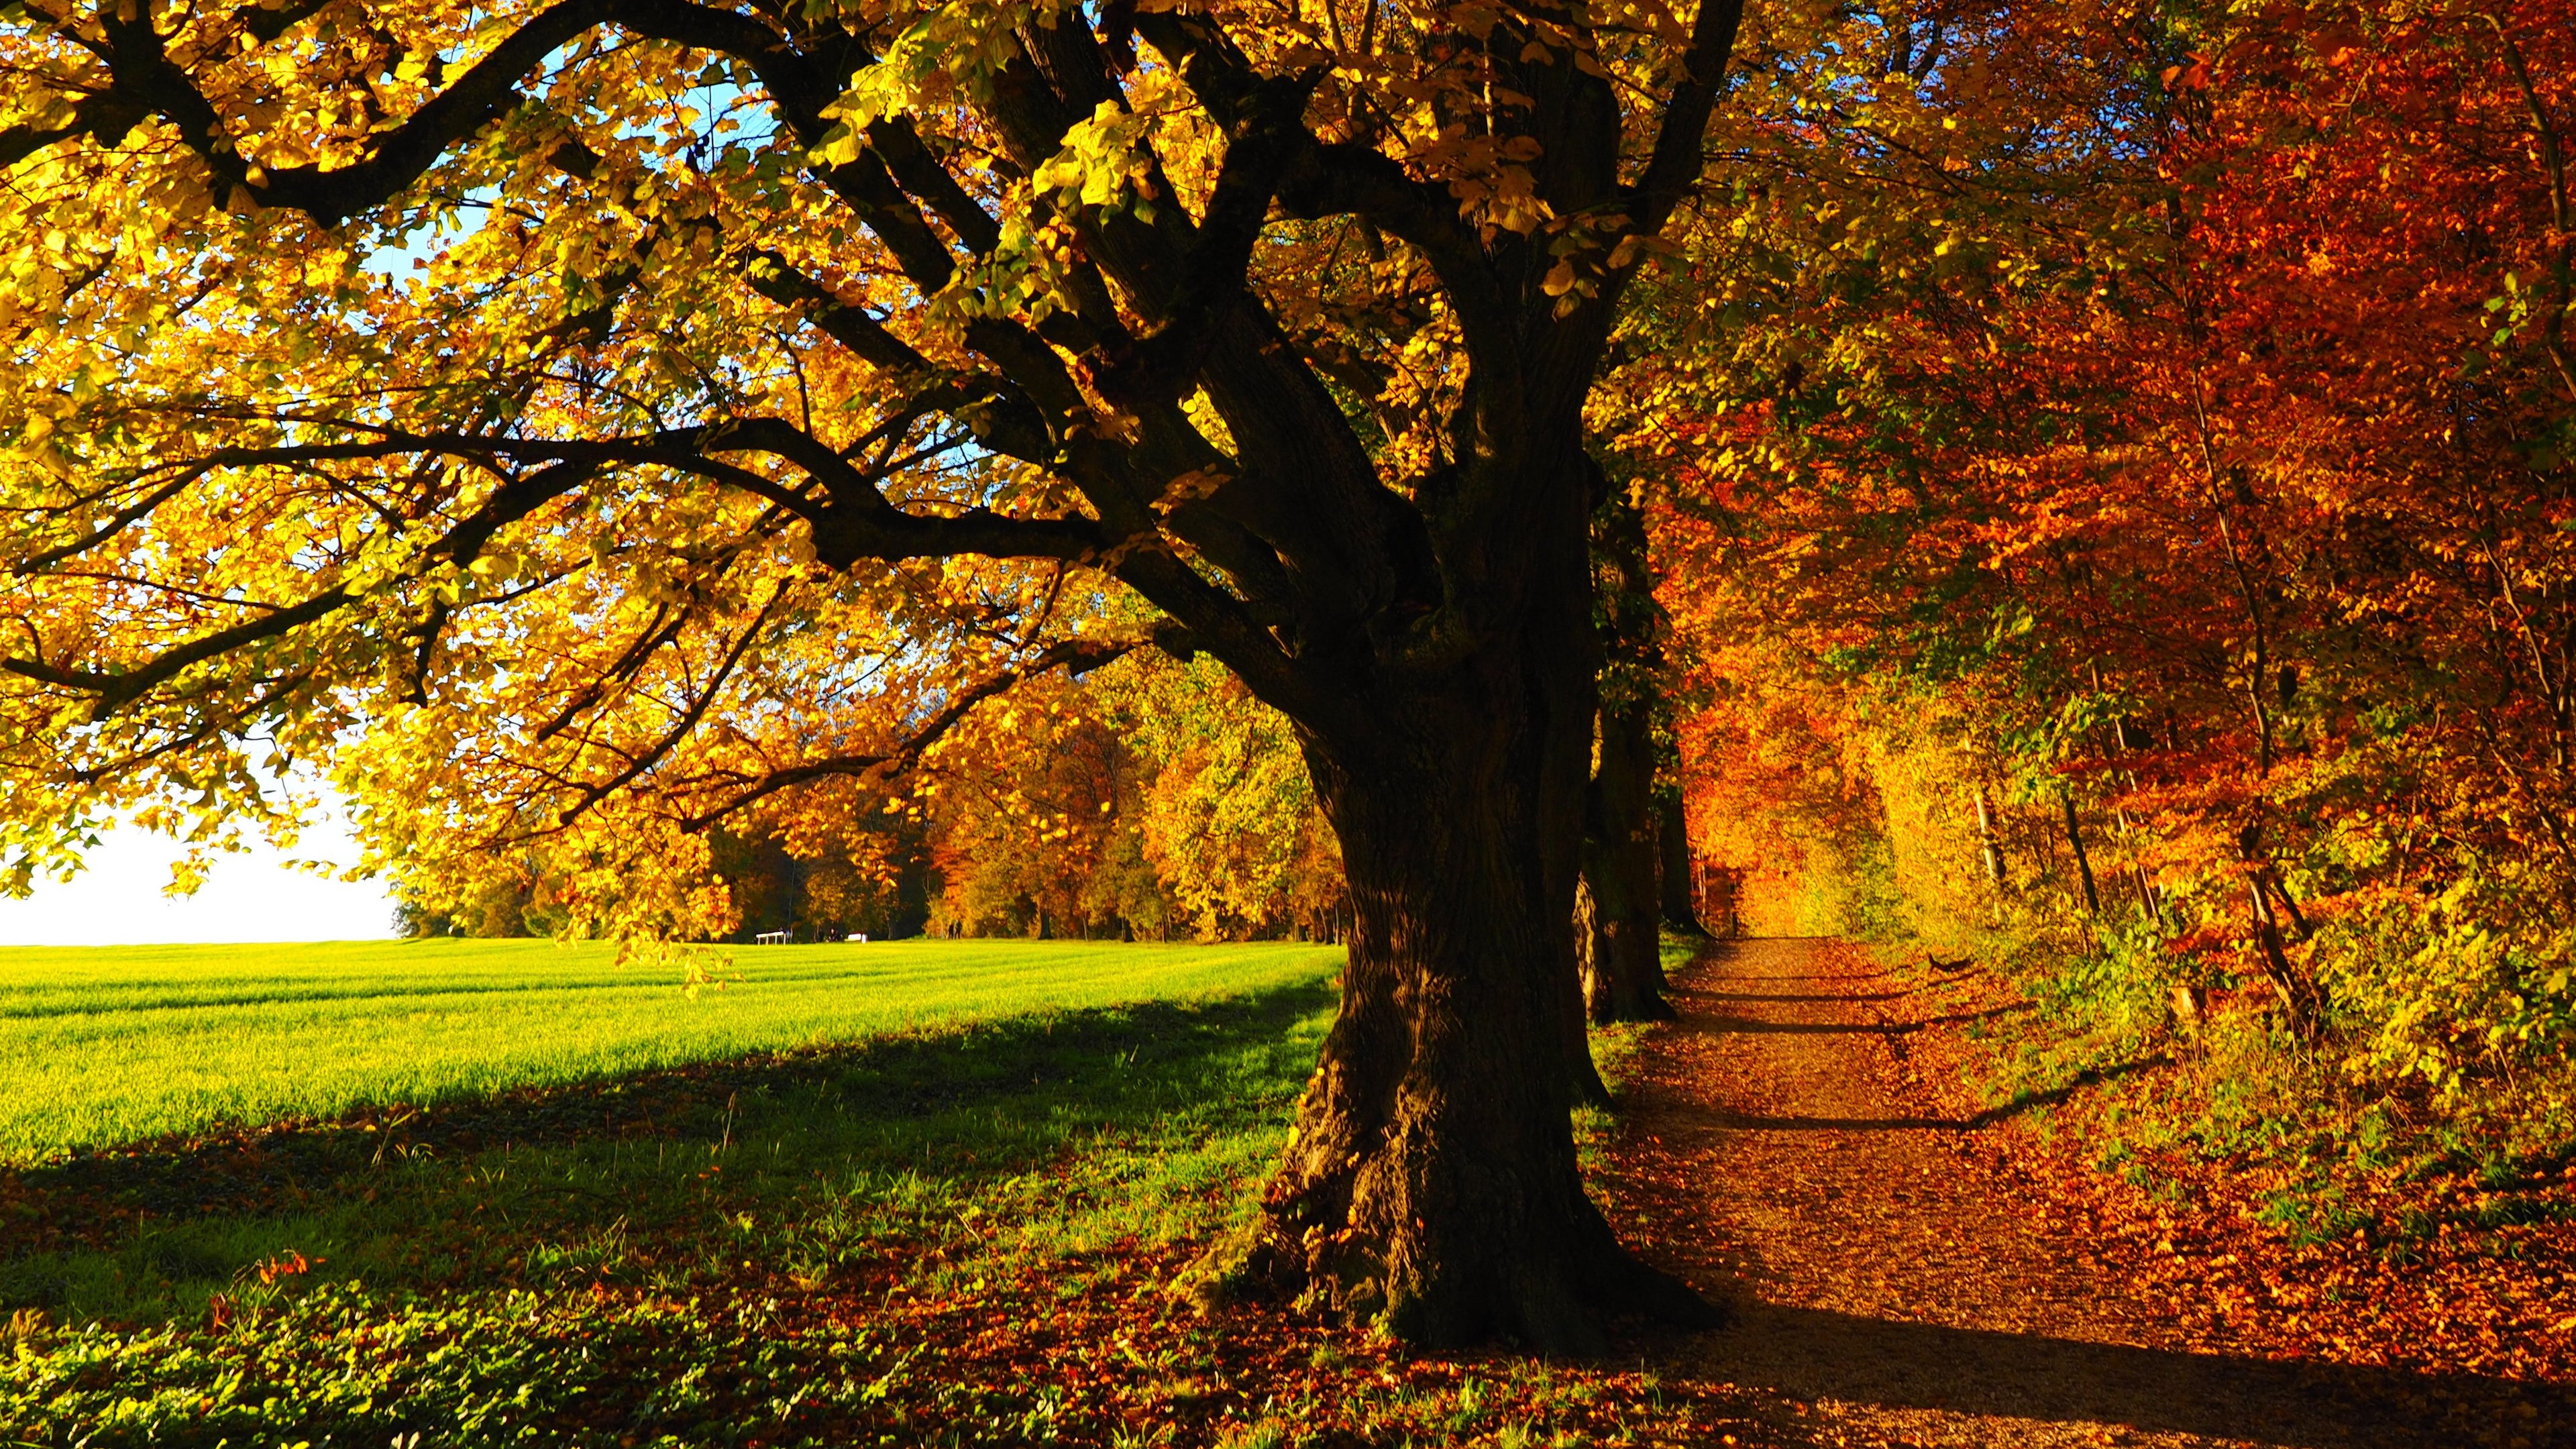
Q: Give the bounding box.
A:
[1598,938,2575,1449]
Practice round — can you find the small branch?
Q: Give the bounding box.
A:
[675,636,1140,829]
[1627,0,1749,236]
[555,582,792,826]
[4,460,600,718]
[2483,13,2576,403]
[11,442,477,575]
[4,586,350,718]
[533,601,684,741]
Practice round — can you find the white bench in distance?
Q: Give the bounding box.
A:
[753,929,790,945]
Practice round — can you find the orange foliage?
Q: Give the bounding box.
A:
[1636,1,2576,1102]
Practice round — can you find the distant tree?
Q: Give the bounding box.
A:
[1579,476,1674,1022]
[916,676,1150,939]
[708,822,924,941]
[1095,649,1345,943]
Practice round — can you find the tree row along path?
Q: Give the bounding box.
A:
[1612,938,2575,1449]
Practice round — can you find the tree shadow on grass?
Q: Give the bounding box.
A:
[1676,1301,2569,1448]
[0,979,1339,1261]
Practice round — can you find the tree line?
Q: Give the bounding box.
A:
[393,644,1354,945]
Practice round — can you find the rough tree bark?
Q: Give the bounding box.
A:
[1658,791,1708,936]
[1578,480,1675,1023]
[1243,542,1684,1348]
[1191,3,1744,1347]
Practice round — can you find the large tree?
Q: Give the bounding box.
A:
[0,0,1744,1347]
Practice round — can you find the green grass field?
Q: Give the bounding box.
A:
[3,939,1365,1444]
[0,937,1343,1161]
[0,938,1719,1446]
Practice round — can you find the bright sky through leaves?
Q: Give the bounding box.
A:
[0,810,390,945]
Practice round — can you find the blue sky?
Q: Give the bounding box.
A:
[0,812,393,946]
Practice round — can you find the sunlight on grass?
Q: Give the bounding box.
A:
[3,967,1343,1325]
[0,938,1342,1159]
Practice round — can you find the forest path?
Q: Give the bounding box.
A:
[1621,937,2559,1449]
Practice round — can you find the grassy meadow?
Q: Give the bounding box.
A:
[2,939,1344,1443]
[1,938,1723,1447]
[0,937,1341,1159]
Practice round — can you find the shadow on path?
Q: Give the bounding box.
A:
[1698,989,1923,1005]
[1687,1056,2171,1133]
[1682,1005,2023,1038]
[1626,938,2557,1448]
[1715,1302,2567,1448]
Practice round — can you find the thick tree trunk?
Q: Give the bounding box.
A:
[1247,738,1717,1350]
[1657,792,1705,935]
[1236,535,1719,1350]
[1583,697,1675,1023]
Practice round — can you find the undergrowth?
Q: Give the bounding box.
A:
[1957,922,2576,1256]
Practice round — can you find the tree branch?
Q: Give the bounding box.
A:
[0,92,144,170]
[1626,0,1748,235]
[1089,68,1324,408]
[3,459,600,718]
[1134,9,1507,347]
[606,0,967,289]
[4,586,350,716]
[13,451,335,574]
[737,253,1058,462]
[95,0,615,226]
[556,581,791,826]
[1277,142,1515,355]
[675,635,1141,829]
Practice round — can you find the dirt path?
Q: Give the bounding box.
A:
[1622,937,2569,1449]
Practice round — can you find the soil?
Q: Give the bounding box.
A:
[1615,936,2575,1449]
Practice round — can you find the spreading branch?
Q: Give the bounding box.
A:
[554,580,792,826]
[1628,0,1749,235]
[3,460,601,718]
[674,635,1142,830]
